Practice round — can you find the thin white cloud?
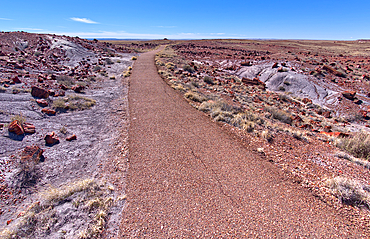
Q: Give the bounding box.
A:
[0,17,12,21]
[70,17,98,24]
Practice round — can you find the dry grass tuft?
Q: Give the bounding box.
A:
[184,91,207,103]
[261,130,273,142]
[11,113,26,125]
[326,177,370,208]
[335,132,370,160]
[53,95,96,111]
[265,106,292,125]
[0,179,121,239]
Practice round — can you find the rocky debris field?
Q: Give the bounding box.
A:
[0,32,135,238]
[150,40,370,233]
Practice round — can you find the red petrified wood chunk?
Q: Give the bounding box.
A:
[31,86,49,99]
[41,108,56,115]
[36,99,48,107]
[20,146,44,164]
[342,91,356,100]
[44,131,60,145]
[8,120,24,135]
[66,134,77,141]
[23,122,36,134]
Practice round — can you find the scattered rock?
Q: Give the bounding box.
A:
[41,108,56,116]
[36,99,48,107]
[31,86,49,99]
[322,65,346,77]
[302,98,313,104]
[241,61,252,66]
[44,131,60,145]
[66,134,77,141]
[342,91,356,100]
[72,85,85,93]
[23,122,36,134]
[241,77,266,89]
[8,120,24,135]
[320,131,350,137]
[322,111,331,118]
[12,76,21,84]
[20,146,44,164]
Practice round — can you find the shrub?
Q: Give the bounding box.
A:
[203,76,214,85]
[266,106,292,124]
[184,91,207,103]
[104,58,114,65]
[261,130,273,142]
[53,95,96,111]
[336,132,370,160]
[56,75,74,86]
[183,65,195,73]
[93,65,102,72]
[326,177,370,208]
[165,62,175,70]
[11,114,26,125]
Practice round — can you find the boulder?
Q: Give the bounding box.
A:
[20,146,44,164]
[31,86,49,98]
[8,120,24,135]
[36,99,48,107]
[41,108,56,116]
[272,62,279,68]
[342,91,356,100]
[23,123,36,134]
[44,131,59,145]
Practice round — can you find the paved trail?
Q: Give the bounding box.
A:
[120,46,364,238]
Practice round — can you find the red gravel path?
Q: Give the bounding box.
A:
[120,46,365,238]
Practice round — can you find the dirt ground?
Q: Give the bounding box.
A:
[0,32,135,238]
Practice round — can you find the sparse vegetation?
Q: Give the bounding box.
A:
[336,132,370,160]
[56,75,74,86]
[183,64,195,73]
[184,91,207,103]
[203,76,214,85]
[326,177,370,208]
[0,179,124,239]
[53,95,96,111]
[11,113,26,125]
[265,106,292,125]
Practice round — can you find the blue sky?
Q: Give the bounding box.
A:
[1,0,369,40]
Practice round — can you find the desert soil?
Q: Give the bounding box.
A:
[0,32,135,238]
[120,46,367,237]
